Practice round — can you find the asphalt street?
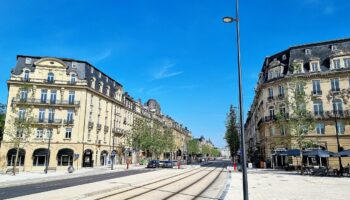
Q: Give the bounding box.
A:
[0,168,155,199]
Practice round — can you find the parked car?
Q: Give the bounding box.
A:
[147,160,160,168]
[162,160,173,168]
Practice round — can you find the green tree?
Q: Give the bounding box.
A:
[5,85,35,175]
[188,139,199,155]
[225,105,240,159]
[0,103,6,144]
[275,72,315,174]
[211,148,221,157]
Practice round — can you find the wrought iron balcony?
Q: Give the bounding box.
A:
[33,118,62,125]
[88,121,94,130]
[267,96,274,101]
[277,94,285,99]
[97,123,102,131]
[264,115,276,122]
[112,127,126,136]
[104,125,109,132]
[312,90,322,96]
[12,98,80,108]
[64,119,74,125]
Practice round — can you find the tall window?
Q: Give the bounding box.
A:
[18,108,26,120]
[296,83,304,95]
[50,90,57,104]
[268,88,273,98]
[91,78,96,89]
[313,101,323,115]
[344,58,350,68]
[333,99,343,115]
[316,123,325,135]
[23,70,30,81]
[312,80,321,94]
[47,72,54,83]
[279,104,286,114]
[65,128,72,139]
[330,78,340,91]
[269,106,275,117]
[68,91,75,104]
[70,73,76,84]
[333,59,341,69]
[278,85,284,97]
[336,122,345,135]
[310,62,319,72]
[48,108,55,123]
[39,108,45,122]
[41,89,47,103]
[20,89,28,101]
[99,82,103,93]
[67,109,74,123]
[36,128,44,138]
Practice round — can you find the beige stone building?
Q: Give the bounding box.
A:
[0,55,191,172]
[244,38,350,168]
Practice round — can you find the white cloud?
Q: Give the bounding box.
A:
[91,49,112,63]
[153,62,183,80]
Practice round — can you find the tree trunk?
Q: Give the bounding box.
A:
[13,144,20,175]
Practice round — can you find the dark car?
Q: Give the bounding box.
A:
[162,160,173,168]
[147,160,160,168]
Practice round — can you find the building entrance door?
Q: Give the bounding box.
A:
[83,149,93,167]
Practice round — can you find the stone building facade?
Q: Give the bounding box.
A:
[0,55,191,172]
[244,38,350,168]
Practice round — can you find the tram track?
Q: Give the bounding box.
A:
[95,162,214,200]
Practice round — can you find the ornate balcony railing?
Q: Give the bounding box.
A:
[112,127,126,136]
[88,121,94,130]
[12,98,80,107]
[311,90,322,96]
[97,123,102,131]
[33,118,62,125]
[63,119,74,125]
[104,125,109,132]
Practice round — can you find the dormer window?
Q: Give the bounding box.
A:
[99,82,103,93]
[25,57,32,64]
[282,54,287,61]
[310,62,319,72]
[91,78,96,89]
[23,70,30,82]
[331,45,337,51]
[305,49,311,55]
[47,72,54,83]
[106,86,110,96]
[106,77,109,83]
[344,58,350,68]
[70,73,76,84]
[72,62,78,68]
[99,72,102,78]
[333,59,341,69]
[90,67,94,73]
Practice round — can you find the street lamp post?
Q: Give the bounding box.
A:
[44,129,52,174]
[223,0,248,199]
[331,92,343,176]
[111,133,115,170]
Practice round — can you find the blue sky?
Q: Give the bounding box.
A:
[0,0,350,147]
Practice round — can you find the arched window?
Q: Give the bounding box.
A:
[32,148,49,166]
[7,148,25,166]
[91,78,96,89]
[57,148,74,166]
[23,70,30,82]
[99,82,103,93]
[100,150,108,166]
[47,72,55,83]
[106,86,110,96]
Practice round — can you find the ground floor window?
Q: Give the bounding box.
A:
[32,148,48,166]
[7,148,25,166]
[57,149,74,166]
[33,155,46,166]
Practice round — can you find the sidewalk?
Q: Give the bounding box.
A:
[224,169,350,200]
[0,164,145,188]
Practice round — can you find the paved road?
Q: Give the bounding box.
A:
[0,168,155,199]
